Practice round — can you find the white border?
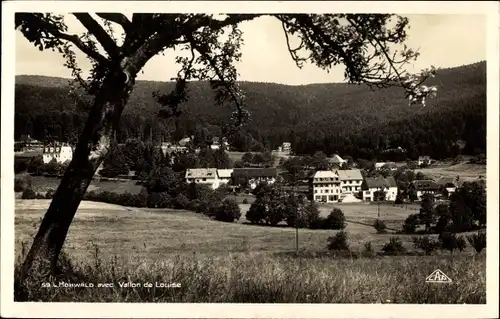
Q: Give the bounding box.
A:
[2,1,499,318]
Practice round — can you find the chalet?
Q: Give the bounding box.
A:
[361,176,398,202]
[217,169,233,186]
[418,156,432,166]
[408,179,440,200]
[328,154,346,168]
[336,169,363,194]
[42,143,73,164]
[232,168,277,189]
[435,177,461,198]
[185,168,220,189]
[312,171,341,203]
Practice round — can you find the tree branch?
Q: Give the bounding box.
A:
[96,13,132,33]
[73,13,120,58]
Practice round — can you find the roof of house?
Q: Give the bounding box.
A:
[411,179,439,191]
[232,168,277,178]
[185,168,218,179]
[382,162,398,168]
[364,176,398,189]
[435,177,460,187]
[336,169,363,180]
[313,170,339,178]
[328,154,345,164]
[217,169,233,178]
[418,156,431,160]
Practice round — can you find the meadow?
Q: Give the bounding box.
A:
[15,199,486,303]
[415,162,486,181]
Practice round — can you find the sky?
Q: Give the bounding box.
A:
[15,14,486,85]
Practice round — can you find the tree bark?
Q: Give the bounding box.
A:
[18,68,135,283]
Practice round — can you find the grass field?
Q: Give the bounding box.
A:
[15,199,485,303]
[415,162,486,182]
[16,175,143,195]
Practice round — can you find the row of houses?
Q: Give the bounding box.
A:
[185,168,277,190]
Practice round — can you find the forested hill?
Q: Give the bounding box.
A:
[15,61,486,160]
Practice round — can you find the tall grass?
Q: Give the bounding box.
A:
[15,246,486,303]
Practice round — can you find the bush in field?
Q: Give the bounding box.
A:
[174,193,191,210]
[438,232,467,254]
[412,235,439,255]
[147,192,172,208]
[242,198,249,204]
[44,159,60,176]
[466,231,486,254]
[323,208,346,230]
[403,213,419,234]
[373,219,387,233]
[327,231,349,251]
[362,241,375,257]
[381,237,407,255]
[27,156,44,176]
[45,189,55,199]
[21,188,36,199]
[35,193,46,199]
[210,198,241,222]
[14,177,31,192]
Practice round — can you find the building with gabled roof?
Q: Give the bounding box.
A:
[185,168,219,189]
[336,169,363,201]
[408,179,440,200]
[42,143,73,164]
[361,176,398,202]
[312,170,341,203]
[217,169,233,186]
[232,168,277,189]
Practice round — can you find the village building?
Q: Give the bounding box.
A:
[408,179,440,200]
[185,168,220,190]
[327,154,346,169]
[42,143,73,164]
[232,168,277,189]
[217,169,233,186]
[374,162,397,171]
[312,170,341,203]
[336,169,363,194]
[361,176,398,201]
[435,177,462,198]
[15,134,43,152]
[282,142,291,153]
[417,156,432,166]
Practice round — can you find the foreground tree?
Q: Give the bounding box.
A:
[16,13,437,282]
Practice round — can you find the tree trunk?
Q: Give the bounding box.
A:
[18,69,135,283]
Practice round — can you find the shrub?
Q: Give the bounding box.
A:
[211,199,241,222]
[439,232,467,254]
[381,237,407,255]
[412,236,439,255]
[373,219,387,233]
[323,208,346,230]
[362,241,375,257]
[403,214,419,234]
[35,193,46,199]
[242,198,249,204]
[21,188,36,199]
[327,231,349,251]
[45,189,55,199]
[174,193,191,210]
[147,192,172,208]
[466,231,486,254]
[14,177,30,192]
[394,192,404,204]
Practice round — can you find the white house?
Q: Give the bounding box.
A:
[417,156,432,166]
[336,169,363,194]
[42,143,73,164]
[361,176,398,202]
[217,169,233,186]
[312,170,341,203]
[185,168,220,189]
[282,142,292,153]
[408,180,440,200]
